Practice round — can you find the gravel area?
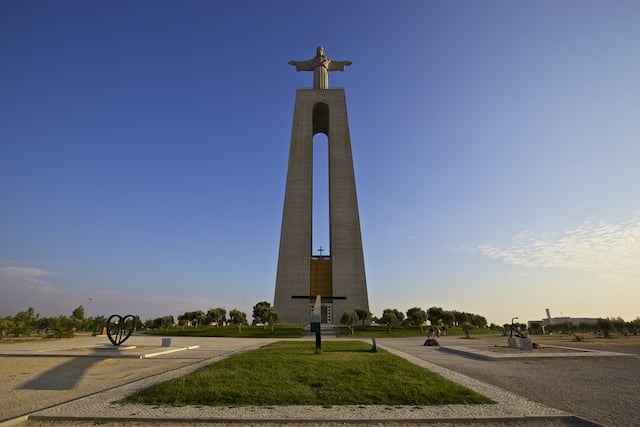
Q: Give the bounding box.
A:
[0,356,191,420]
[0,335,276,423]
[379,336,640,427]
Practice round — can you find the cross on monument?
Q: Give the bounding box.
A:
[289,46,352,90]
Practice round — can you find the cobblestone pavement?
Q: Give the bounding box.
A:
[2,334,633,426]
[379,335,640,427]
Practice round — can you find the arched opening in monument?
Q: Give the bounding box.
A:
[311,101,330,257]
[312,132,329,256]
[312,102,329,135]
[311,102,332,323]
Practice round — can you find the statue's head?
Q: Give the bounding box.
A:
[316,46,325,57]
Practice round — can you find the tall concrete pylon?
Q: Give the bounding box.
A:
[274,47,369,324]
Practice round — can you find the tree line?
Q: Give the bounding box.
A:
[170,301,278,332]
[0,301,281,338]
[0,306,110,338]
[524,317,640,337]
[5,303,637,339]
[340,306,489,334]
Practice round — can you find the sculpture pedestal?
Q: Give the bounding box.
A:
[508,337,533,350]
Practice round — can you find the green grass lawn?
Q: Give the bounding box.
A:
[338,325,497,338]
[123,341,493,406]
[144,325,305,338]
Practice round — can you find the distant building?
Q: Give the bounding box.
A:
[528,308,599,331]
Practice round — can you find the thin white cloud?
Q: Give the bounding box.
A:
[0,266,56,280]
[0,266,64,315]
[474,212,640,275]
[0,265,220,319]
[0,266,60,291]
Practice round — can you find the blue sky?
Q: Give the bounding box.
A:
[1,1,639,324]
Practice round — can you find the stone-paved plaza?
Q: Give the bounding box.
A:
[0,333,638,426]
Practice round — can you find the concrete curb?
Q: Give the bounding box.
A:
[26,414,596,425]
[439,344,635,360]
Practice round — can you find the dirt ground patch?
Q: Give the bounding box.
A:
[525,333,640,355]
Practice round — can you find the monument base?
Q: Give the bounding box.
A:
[508,337,533,350]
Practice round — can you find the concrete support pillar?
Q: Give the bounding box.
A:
[274,89,369,324]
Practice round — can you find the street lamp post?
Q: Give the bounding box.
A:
[510,316,519,338]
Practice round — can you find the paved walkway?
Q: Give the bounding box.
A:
[2,333,633,426]
[379,335,640,427]
[0,334,277,425]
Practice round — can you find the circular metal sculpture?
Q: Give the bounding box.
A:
[106,314,136,346]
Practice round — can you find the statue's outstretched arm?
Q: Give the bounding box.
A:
[327,60,352,71]
[288,60,314,71]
